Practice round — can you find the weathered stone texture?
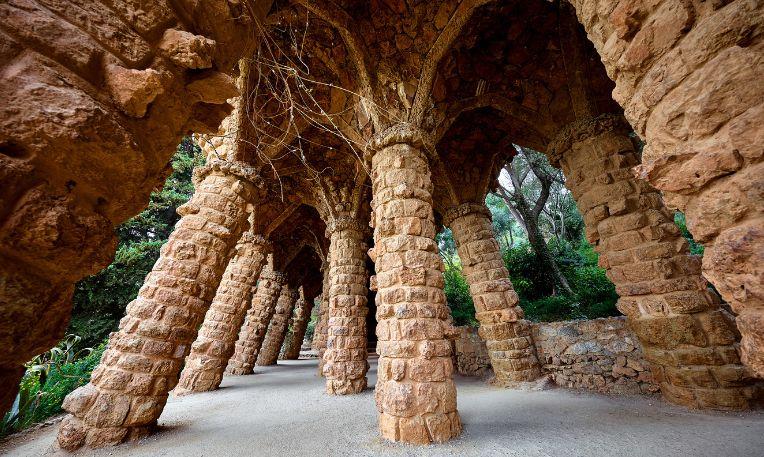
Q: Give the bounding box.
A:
[313,263,331,376]
[282,289,316,360]
[369,125,461,444]
[257,287,299,366]
[532,318,658,395]
[453,318,660,395]
[175,233,271,394]
[0,0,265,418]
[445,203,542,386]
[323,217,370,394]
[570,0,764,378]
[226,270,285,375]
[452,327,491,378]
[550,115,760,410]
[57,161,258,450]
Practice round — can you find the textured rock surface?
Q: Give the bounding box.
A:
[0,0,266,418]
[226,270,285,375]
[323,217,370,394]
[454,318,659,395]
[445,203,542,386]
[369,125,461,444]
[550,114,760,410]
[533,318,658,395]
[56,161,258,450]
[257,287,299,366]
[0,0,757,450]
[452,327,492,378]
[313,263,331,376]
[175,233,271,394]
[570,0,764,378]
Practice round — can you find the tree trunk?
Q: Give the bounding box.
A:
[524,212,573,295]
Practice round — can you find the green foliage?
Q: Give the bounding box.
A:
[443,263,477,326]
[674,212,704,255]
[70,138,203,348]
[2,337,106,437]
[440,234,619,324]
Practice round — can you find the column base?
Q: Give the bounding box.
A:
[489,374,554,391]
[225,366,255,376]
[58,416,156,451]
[378,411,462,445]
[326,377,367,395]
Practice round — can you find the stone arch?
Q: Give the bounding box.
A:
[0,0,758,451]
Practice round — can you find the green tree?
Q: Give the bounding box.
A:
[496,148,574,295]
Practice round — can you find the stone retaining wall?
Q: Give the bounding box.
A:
[453,317,659,395]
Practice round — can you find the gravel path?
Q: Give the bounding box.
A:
[2,356,763,457]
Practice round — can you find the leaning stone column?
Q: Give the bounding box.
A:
[569,0,764,377]
[548,114,759,410]
[367,124,461,444]
[226,270,285,375]
[257,287,299,366]
[323,217,370,394]
[175,233,271,394]
[57,160,259,450]
[283,289,315,360]
[313,261,330,375]
[444,203,543,386]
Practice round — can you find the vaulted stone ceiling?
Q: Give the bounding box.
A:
[240,0,623,224]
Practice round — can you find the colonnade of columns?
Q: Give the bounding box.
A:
[175,233,271,394]
[258,287,299,366]
[57,114,762,452]
[283,290,316,360]
[226,270,286,375]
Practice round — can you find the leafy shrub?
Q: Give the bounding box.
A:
[442,237,619,324]
[2,337,106,437]
[443,264,476,327]
[521,295,584,322]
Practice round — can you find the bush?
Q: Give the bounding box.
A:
[443,264,476,327]
[2,337,107,437]
[521,295,584,322]
[441,237,619,324]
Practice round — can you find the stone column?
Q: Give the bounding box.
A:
[569,0,764,378]
[226,270,285,375]
[323,217,370,394]
[548,114,759,410]
[367,124,461,444]
[57,160,259,450]
[283,289,315,360]
[175,233,271,394]
[257,287,299,366]
[444,203,543,386]
[313,261,330,376]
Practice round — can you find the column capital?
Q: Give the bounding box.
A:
[442,202,492,228]
[325,215,371,238]
[364,123,433,162]
[192,159,264,188]
[238,232,272,251]
[261,270,287,285]
[281,286,299,300]
[546,113,632,166]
